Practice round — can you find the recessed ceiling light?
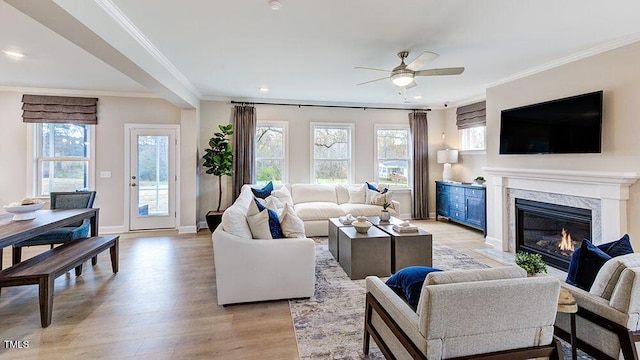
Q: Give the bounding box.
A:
[259,87,269,93]
[3,50,24,58]
[413,95,423,100]
[269,0,281,10]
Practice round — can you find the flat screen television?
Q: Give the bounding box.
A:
[499,91,603,154]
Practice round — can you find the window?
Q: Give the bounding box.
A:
[376,127,410,189]
[256,123,287,185]
[35,123,91,196]
[460,126,486,151]
[312,124,353,184]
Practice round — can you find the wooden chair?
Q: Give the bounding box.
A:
[12,191,96,265]
[364,266,563,359]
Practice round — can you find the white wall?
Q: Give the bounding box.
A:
[198,101,446,221]
[485,41,640,248]
[0,91,184,232]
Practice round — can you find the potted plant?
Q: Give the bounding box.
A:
[515,251,548,276]
[380,194,391,221]
[202,124,234,232]
[473,176,486,185]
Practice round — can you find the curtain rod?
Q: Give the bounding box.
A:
[230,100,430,112]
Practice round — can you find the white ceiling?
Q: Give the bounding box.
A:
[2,0,640,108]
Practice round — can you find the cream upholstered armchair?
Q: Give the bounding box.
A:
[555,253,640,359]
[364,266,563,360]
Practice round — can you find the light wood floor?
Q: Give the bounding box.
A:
[0,219,499,359]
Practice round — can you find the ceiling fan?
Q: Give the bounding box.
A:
[356,51,464,88]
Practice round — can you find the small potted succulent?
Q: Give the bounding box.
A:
[473,176,486,186]
[515,252,548,276]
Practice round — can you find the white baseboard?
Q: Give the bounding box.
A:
[178,225,197,234]
[399,212,412,220]
[99,225,127,234]
[485,236,502,250]
[197,220,208,231]
[429,212,436,219]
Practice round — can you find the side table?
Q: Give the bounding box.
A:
[557,287,578,359]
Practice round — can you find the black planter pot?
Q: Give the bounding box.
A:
[206,210,224,232]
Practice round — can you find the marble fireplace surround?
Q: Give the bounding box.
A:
[483,167,639,253]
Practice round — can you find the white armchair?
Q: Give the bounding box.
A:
[364,266,563,359]
[554,253,640,359]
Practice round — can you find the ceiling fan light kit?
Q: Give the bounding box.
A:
[356,51,465,90]
[391,72,414,87]
[269,0,281,10]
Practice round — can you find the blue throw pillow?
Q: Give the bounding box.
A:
[251,181,273,199]
[366,181,388,194]
[254,199,284,238]
[385,266,442,310]
[573,240,612,291]
[566,234,634,286]
[598,234,633,258]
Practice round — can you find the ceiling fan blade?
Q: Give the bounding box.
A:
[415,67,465,76]
[406,51,439,71]
[354,66,391,73]
[405,80,417,89]
[356,76,389,85]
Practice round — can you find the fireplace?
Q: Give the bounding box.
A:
[515,199,592,271]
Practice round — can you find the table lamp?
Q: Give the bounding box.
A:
[437,149,458,182]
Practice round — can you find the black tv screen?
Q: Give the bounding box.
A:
[499,91,603,154]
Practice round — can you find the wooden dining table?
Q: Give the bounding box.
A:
[0,208,99,269]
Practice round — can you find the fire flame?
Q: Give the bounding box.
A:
[559,228,574,252]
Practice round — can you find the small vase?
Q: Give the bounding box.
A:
[353,216,372,234]
[379,210,391,222]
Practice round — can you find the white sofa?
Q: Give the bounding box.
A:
[212,185,316,305]
[289,183,400,237]
[212,182,400,305]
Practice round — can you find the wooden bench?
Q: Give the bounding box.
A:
[0,235,119,327]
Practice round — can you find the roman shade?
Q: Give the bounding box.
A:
[22,94,98,124]
[456,101,485,129]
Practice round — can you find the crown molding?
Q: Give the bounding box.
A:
[0,85,160,99]
[94,0,202,98]
[485,33,640,89]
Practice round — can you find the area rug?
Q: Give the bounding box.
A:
[289,238,593,360]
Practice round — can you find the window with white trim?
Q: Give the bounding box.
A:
[376,126,410,189]
[312,124,353,184]
[460,126,486,151]
[35,123,91,196]
[255,122,288,185]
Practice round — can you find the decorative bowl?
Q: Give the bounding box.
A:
[353,216,372,234]
[3,200,45,220]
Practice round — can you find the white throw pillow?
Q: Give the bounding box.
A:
[272,186,294,205]
[369,190,392,206]
[280,203,306,238]
[348,184,367,204]
[246,210,274,239]
[265,195,284,210]
[335,185,350,204]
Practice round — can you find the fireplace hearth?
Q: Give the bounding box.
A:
[516,199,592,271]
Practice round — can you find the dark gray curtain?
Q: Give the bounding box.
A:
[409,111,429,219]
[232,105,257,199]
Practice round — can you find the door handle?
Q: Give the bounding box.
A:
[131,183,137,187]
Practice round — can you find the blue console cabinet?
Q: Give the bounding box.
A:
[435,181,486,236]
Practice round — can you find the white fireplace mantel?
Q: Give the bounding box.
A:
[482,167,640,251]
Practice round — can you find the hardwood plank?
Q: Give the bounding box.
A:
[0,220,494,358]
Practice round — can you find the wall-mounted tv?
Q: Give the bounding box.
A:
[499,91,603,155]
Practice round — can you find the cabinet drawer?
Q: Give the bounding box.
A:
[436,183,449,194]
[449,209,466,222]
[450,186,465,195]
[450,192,465,203]
[465,188,485,199]
[449,201,465,212]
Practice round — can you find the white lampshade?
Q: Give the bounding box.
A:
[391,73,414,87]
[437,149,459,164]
